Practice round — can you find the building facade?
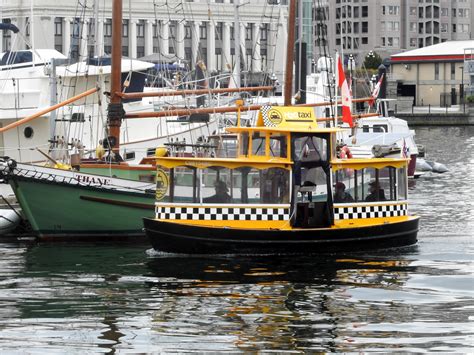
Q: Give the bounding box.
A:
[314,0,474,67]
[0,0,289,76]
[390,40,474,106]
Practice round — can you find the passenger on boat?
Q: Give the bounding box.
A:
[204,180,232,203]
[365,181,387,202]
[333,182,354,203]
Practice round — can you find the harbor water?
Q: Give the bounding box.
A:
[0,126,472,353]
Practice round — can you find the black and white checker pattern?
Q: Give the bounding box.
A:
[334,203,408,220]
[156,205,290,221]
[260,105,275,127]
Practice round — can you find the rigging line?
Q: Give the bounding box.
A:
[315,0,335,120]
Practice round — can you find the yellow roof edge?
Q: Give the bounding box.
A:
[226,126,341,134]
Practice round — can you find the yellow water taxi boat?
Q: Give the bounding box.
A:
[143,106,419,254]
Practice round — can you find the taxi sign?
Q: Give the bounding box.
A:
[257,106,318,129]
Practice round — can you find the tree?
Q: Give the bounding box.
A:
[364,51,382,70]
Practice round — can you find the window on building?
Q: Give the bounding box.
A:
[441,8,448,16]
[410,38,417,47]
[410,22,417,32]
[362,22,368,33]
[200,24,207,39]
[104,20,112,37]
[246,26,252,40]
[362,37,368,44]
[185,25,191,39]
[137,21,144,38]
[54,18,63,36]
[354,7,359,17]
[451,62,456,80]
[123,20,129,37]
[362,6,368,17]
[215,23,222,40]
[435,63,439,80]
[354,22,359,33]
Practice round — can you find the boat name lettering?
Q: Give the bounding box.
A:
[284,112,311,119]
[76,174,112,185]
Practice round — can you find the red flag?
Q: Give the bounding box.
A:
[369,73,384,107]
[337,54,353,127]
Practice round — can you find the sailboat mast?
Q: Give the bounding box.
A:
[233,0,241,88]
[107,0,124,158]
[284,0,297,106]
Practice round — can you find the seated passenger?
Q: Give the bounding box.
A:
[333,182,354,203]
[204,180,232,203]
[365,181,387,202]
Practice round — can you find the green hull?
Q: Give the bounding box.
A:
[11,178,155,240]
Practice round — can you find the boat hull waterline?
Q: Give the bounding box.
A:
[143,217,419,254]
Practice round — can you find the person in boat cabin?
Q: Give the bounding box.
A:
[333,182,354,203]
[204,180,232,203]
[365,181,387,202]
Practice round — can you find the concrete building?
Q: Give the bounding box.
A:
[0,0,289,78]
[314,0,474,67]
[390,40,474,106]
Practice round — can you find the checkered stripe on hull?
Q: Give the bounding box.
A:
[156,206,290,221]
[334,203,408,220]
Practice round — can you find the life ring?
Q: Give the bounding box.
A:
[339,146,353,159]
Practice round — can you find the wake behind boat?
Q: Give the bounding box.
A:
[143,105,419,254]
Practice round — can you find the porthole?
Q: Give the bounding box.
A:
[24,126,34,139]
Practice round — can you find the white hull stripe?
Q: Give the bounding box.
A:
[334,203,408,220]
[156,206,290,221]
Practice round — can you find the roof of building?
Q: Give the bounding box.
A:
[391,40,474,63]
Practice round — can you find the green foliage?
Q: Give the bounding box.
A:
[364,51,383,70]
[466,95,474,103]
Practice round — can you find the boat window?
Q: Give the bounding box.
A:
[211,136,238,158]
[239,132,249,156]
[373,125,388,133]
[201,167,232,203]
[293,135,328,162]
[397,166,407,200]
[0,50,33,66]
[269,133,287,158]
[251,132,266,157]
[197,166,290,204]
[261,168,290,204]
[23,126,34,139]
[164,166,199,203]
[333,166,404,203]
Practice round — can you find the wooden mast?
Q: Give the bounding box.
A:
[107,0,124,159]
[284,0,297,106]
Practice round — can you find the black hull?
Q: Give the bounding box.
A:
[143,218,419,255]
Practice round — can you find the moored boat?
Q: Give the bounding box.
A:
[0,159,155,240]
[143,106,419,254]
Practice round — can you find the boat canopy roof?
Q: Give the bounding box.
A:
[155,156,292,170]
[332,157,409,171]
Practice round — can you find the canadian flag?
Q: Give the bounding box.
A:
[369,73,385,107]
[337,54,354,127]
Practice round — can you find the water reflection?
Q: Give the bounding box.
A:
[144,250,420,352]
